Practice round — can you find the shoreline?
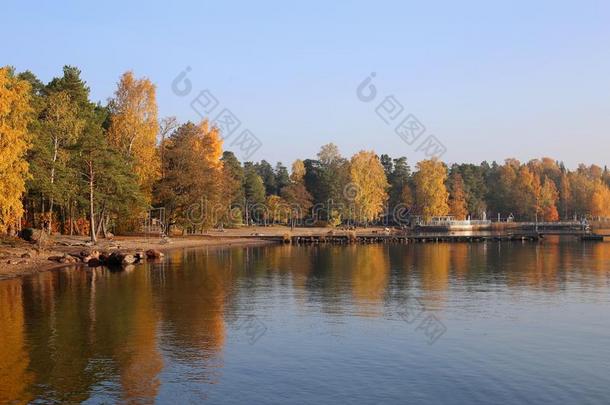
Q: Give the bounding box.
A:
[0,235,277,281]
[2,224,608,280]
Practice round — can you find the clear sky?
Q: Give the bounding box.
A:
[3,0,610,168]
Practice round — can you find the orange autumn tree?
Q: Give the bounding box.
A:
[0,67,32,234]
[414,159,449,222]
[108,71,159,200]
[448,172,468,220]
[539,176,559,221]
[154,120,227,232]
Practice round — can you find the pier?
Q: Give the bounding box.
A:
[181,220,610,245]
[239,230,609,245]
[286,233,542,244]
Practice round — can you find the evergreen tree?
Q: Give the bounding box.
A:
[255,160,277,195]
[274,162,290,193]
[73,107,142,242]
[244,166,266,224]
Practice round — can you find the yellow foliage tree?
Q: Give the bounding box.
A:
[0,67,32,234]
[514,165,542,220]
[108,71,159,199]
[348,151,389,223]
[414,159,449,222]
[195,120,225,229]
[290,159,306,183]
[590,180,610,218]
[199,120,223,171]
[265,194,289,224]
[198,120,222,223]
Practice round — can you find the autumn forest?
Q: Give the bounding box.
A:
[1,65,610,240]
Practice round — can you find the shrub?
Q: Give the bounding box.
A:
[19,228,34,242]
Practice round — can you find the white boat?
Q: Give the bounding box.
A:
[415,216,492,232]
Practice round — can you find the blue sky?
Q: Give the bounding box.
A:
[3,0,610,168]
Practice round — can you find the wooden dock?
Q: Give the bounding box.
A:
[286,233,543,245]
[198,230,608,245]
[581,234,608,241]
[249,232,609,245]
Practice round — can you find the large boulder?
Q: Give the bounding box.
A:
[105,251,136,266]
[79,249,100,263]
[145,249,164,259]
[87,258,103,267]
[47,254,78,264]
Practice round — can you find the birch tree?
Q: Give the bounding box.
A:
[108,71,159,200]
[0,67,32,234]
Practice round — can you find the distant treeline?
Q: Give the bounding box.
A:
[1,66,610,240]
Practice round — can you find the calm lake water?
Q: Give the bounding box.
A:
[1,239,610,404]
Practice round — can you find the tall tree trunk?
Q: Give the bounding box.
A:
[95,204,106,238]
[69,201,74,236]
[48,137,59,234]
[245,199,249,226]
[88,162,97,244]
[102,214,110,238]
[48,197,54,234]
[40,196,45,229]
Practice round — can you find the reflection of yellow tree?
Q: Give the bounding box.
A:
[450,244,469,279]
[0,279,33,403]
[529,243,560,292]
[589,243,610,284]
[115,271,163,404]
[504,242,560,292]
[268,245,314,307]
[418,244,450,308]
[350,245,389,315]
[160,249,227,356]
